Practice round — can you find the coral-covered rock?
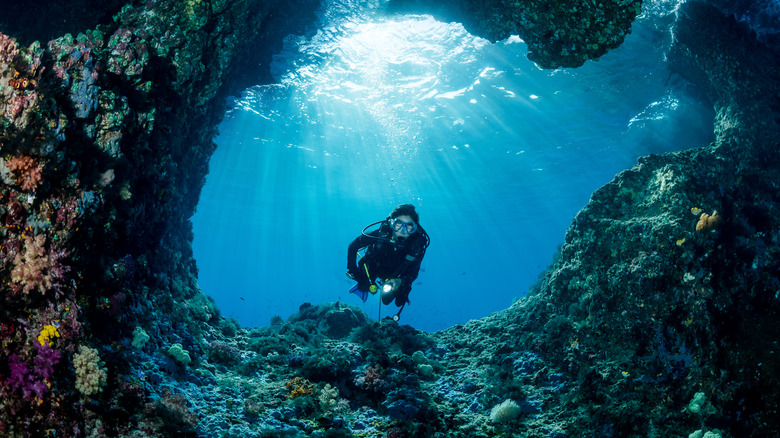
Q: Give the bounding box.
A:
[389,0,641,68]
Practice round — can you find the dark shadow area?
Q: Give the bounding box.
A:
[226,0,320,92]
[0,0,126,44]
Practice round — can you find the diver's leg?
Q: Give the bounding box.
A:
[381,289,397,305]
[394,284,411,306]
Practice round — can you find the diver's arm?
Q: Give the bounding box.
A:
[346,233,372,275]
[397,235,427,286]
[400,257,422,286]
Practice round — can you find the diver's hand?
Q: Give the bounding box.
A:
[382,278,402,294]
[346,270,356,280]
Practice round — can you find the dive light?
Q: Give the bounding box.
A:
[369,280,392,295]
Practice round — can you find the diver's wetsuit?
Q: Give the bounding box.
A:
[347,222,429,306]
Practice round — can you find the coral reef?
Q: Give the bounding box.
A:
[1,0,319,434]
[388,0,641,68]
[0,0,778,436]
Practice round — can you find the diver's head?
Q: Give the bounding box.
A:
[388,204,419,223]
[388,204,419,239]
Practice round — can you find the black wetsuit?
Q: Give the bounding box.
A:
[347,222,429,306]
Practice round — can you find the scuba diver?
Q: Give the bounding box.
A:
[347,204,430,320]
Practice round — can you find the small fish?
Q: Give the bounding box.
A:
[240,297,245,301]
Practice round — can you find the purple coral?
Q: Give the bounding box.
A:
[55,195,84,229]
[355,365,388,392]
[33,340,62,381]
[207,340,241,365]
[8,90,39,119]
[6,355,37,398]
[6,343,61,399]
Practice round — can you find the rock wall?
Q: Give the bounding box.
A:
[0,0,778,436]
[388,0,642,68]
[0,0,318,435]
[434,1,779,436]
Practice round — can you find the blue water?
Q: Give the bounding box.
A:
[191,0,715,332]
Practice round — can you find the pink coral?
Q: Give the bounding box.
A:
[5,155,43,192]
[355,365,387,392]
[0,33,18,63]
[11,234,70,296]
[54,195,83,229]
[6,90,40,119]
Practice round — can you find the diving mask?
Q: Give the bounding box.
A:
[390,218,417,235]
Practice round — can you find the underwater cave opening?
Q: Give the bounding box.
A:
[191,0,716,332]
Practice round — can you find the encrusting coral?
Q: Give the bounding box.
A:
[318,383,349,414]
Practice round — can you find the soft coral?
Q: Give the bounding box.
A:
[6,342,61,399]
[4,155,43,192]
[10,234,70,296]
